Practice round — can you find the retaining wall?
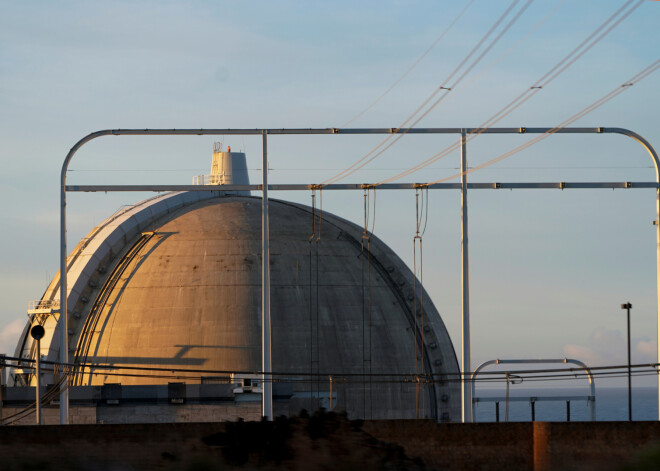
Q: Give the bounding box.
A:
[2,416,660,470]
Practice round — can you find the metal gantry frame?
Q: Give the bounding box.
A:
[58,127,659,424]
[471,358,597,422]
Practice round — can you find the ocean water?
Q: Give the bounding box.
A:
[473,387,658,422]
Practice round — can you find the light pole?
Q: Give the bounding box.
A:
[30,325,45,425]
[621,302,632,422]
[504,373,523,422]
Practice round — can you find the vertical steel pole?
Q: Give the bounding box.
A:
[35,338,41,425]
[60,175,69,424]
[461,128,472,422]
[262,131,273,420]
[657,186,660,421]
[615,129,660,422]
[0,355,5,418]
[627,304,632,422]
[505,373,510,422]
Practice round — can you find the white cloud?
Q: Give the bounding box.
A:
[0,318,25,355]
[636,339,657,361]
[563,327,657,367]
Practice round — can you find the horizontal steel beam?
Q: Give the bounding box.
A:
[474,396,594,403]
[66,182,660,192]
[73,127,620,137]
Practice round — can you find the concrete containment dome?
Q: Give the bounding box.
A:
[13,191,460,421]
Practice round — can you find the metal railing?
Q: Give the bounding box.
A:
[27,300,60,312]
[192,174,226,185]
[471,358,596,421]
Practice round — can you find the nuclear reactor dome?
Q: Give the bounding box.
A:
[13,151,460,421]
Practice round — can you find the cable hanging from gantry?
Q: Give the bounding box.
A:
[321,0,532,186]
[412,185,430,418]
[315,189,324,402]
[360,186,377,419]
[307,186,325,404]
[316,187,323,243]
[374,0,644,186]
[429,57,660,185]
[308,189,319,402]
[309,188,317,243]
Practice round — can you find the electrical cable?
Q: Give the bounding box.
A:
[377,0,644,185]
[429,57,660,184]
[308,189,316,403]
[340,0,476,128]
[0,376,67,425]
[322,0,530,186]
[446,0,567,100]
[360,188,376,419]
[4,354,659,379]
[3,355,660,393]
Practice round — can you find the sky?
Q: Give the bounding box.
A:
[1,0,659,391]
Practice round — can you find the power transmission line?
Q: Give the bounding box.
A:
[340,0,476,129]
[376,0,644,185]
[322,0,531,185]
[429,57,660,184]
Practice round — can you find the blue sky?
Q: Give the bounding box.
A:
[1,0,659,389]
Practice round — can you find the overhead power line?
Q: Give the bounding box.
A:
[430,57,660,184]
[340,0,476,129]
[3,354,659,383]
[447,0,567,100]
[377,0,644,185]
[322,0,532,186]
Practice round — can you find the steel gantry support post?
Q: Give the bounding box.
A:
[460,128,472,423]
[60,157,69,425]
[609,128,660,421]
[262,131,273,421]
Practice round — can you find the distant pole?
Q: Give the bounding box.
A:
[505,373,510,422]
[621,302,633,422]
[0,354,5,417]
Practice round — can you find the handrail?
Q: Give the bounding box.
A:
[471,358,596,421]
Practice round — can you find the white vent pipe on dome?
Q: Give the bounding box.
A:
[197,142,250,195]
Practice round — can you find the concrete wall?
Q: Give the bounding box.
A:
[363,420,660,471]
[364,420,534,471]
[2,416,660,470]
